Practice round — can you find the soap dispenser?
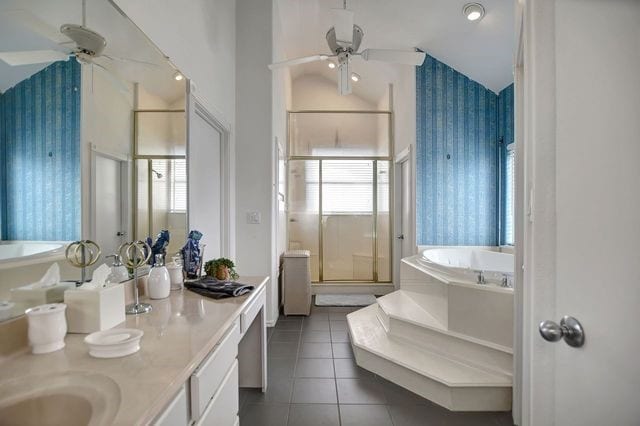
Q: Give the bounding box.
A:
[148,254,170,299]
[106,254,129,283]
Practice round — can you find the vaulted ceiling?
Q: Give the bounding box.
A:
[275,0,514,95]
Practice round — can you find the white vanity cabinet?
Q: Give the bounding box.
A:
[152,285,267,426]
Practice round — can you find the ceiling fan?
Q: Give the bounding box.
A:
[268,0,426,95]
[0,0,157,92]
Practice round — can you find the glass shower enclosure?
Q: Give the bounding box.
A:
[287,111,392,283]
[133,109,187,255]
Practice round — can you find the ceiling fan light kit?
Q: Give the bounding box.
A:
[268,0,426,95]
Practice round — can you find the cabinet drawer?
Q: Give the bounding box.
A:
[153,385,188,426]
[195,360,239,426]
[241,287,265,334]
[191,322,240,421]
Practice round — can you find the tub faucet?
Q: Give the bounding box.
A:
[475,270,486,285]
[501,274,513,288]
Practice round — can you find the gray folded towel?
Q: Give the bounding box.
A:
[185,277,254,299]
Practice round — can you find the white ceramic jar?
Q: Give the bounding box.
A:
[148,254,171,299]
[167,262,184,291]
[25,303,67,354]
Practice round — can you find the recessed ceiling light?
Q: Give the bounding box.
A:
[463,3,485,21]
[173,72,184,81]
[328,61,336,69]
[351,72,360,82]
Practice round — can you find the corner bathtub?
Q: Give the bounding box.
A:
[400,248,514,348]
[0,242,70,303]
[417,248,514,286]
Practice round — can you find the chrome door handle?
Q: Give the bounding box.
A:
[539,316,585,347]
[116,231,126,237]
[397,234,404,240]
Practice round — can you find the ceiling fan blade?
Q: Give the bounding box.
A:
[330,8,354,45]
[0,50,69,66]
[360,49,426,66]
[268,55,329,70]
[102,54,159,68]
[4,10,71,44]
[91,61,130,94]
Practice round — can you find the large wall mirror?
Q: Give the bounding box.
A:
[0,0,187,322]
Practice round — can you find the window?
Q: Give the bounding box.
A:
[170,159,187,212]
[303,160,389,214]
[504,144,515,245]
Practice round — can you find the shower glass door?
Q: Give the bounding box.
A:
[287,111,392,283]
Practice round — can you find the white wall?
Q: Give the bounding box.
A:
[235,0,277,323]
[81,66,134,239]
[112,0,236,127]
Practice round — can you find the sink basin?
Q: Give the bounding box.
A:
[0,371,121,426]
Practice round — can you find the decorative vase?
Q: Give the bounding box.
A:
[148,254,171,299]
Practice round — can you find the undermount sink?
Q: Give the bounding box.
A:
[0,371,121,426]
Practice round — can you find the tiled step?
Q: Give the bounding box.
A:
[376,290,512,376]
[346,305,512,412]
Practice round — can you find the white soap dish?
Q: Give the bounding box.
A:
[84,328,143,358]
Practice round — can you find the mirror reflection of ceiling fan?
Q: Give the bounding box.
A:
[0,0,157,93]
[268,0,426,96]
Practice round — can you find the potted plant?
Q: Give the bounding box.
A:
[204,258,239,281]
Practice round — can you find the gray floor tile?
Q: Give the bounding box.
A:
[378,378,430,405]
[287,404,340,426]
[240,403,290,426]
[244,378,293,404]
[387,404,451,426]
[299,342,333,358]
[291,378,338,404]
[339,404,393,426]
[268,357,297,379]
[329,320,348,331]
[269,341,299,358]
[271,330,302,342]
[331,343,354,358]
[294,358,335,378]
[307,312,330,320]
[275,321,303,331]
[330,330,350,343]
[336,378,387,404]
[329,312,349,320]
[333,358,375,379]
[302,330,332,343]
[303,319,330,331]
[279,315,304,323]
[443,411,514,426]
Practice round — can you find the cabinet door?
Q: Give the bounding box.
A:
[196,360,239,426]
[153,385,188,426]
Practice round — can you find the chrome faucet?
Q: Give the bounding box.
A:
[475,270,486,285]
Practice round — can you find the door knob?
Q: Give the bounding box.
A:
[397,234,405,240]
[539,316,585,347]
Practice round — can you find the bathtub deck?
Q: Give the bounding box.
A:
[347,305,512,411]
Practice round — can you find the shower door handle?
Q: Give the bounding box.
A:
[397,234,404,240]
[116,231,126,237]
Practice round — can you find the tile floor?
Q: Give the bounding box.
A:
[239,304,514,426]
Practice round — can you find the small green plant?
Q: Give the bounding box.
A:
[204,258,239,281]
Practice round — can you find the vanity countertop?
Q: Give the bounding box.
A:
[0,275,268,425]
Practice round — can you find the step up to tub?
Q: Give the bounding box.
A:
[347,305,512,412]
[376,290,512,376]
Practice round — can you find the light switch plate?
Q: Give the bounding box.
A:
[246,211,261,224]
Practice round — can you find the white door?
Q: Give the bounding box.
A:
[95,155,124,257]
[187,96,223,259]
[522,1,640,425]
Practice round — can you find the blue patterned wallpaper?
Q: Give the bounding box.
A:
[498,84,514,245]
[416,54,499,246]
[0,59,81,241]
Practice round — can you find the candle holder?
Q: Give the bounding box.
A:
[65,240,101,285]
[119,240,152,315]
